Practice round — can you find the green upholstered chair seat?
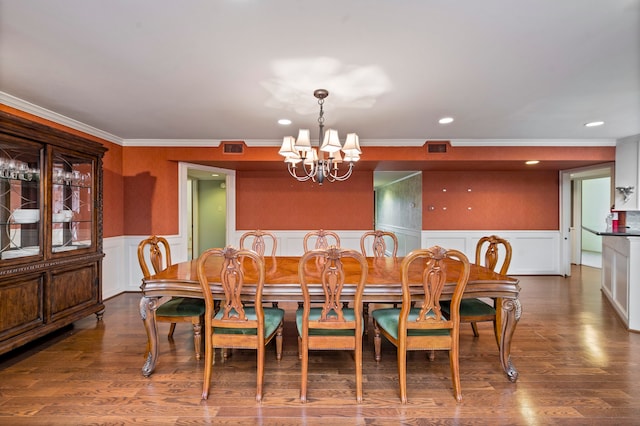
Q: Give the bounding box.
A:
[157,297,205,317]
[441,299,496,317]
[213,307,285,336]
[296,307,362,336]
[372,307,450,340]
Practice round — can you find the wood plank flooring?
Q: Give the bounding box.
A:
[1,265,639,425]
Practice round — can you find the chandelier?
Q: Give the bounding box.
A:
[278,89,361,185]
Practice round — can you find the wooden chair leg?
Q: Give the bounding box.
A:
[275,324,283,360]
[355,335,363,403]
[373,320,382,362]
[201,339,213,400]
[256,345,265,402]
[398,346,407,404]
[363,303,369,336]
[300,342,308,403]
[168,323,177,339]
[192,319,202,360]
[297,335,302,360]
[470,322,480,337]
[428,350,435,361]
[450,347,462,402]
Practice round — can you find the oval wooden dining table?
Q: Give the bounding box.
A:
[140,255,521,382]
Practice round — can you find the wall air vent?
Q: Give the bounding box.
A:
[427,143,448,153]
[223,142,244,154]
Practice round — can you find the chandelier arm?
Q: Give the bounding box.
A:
[327,162,355,181]
[287,162,314,182]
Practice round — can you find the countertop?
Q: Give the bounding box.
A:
[582,226,640,237]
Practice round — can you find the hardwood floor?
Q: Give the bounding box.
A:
[1,265,639,425]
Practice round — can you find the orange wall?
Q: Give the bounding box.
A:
[1,108,611,236]
[102,142,124,237]
[236,170,374,230]
[422,171,559,230]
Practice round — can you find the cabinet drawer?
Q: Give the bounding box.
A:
[49,263,98,321]
[0,274,44,339]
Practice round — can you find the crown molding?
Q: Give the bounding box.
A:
[1,92,618,148]
[123,139,222,147]
[451,138,616,147]
[0,91,123,145]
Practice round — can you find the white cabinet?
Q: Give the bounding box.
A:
[614,135,640,210]
[601,236,640,331]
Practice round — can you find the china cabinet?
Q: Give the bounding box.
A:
[0,111,106,355]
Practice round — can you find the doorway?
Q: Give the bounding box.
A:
[373,171,422,256]
[179,163,236,261]
[561,164,614,275]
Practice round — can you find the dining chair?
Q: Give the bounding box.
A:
[297,246,368,402]
[360,230,398,258]
[137,235,205,360]
[303,229,341,252]
[360,229,400,329]
[372,246,471,402]
[239,229,278,257]
[240,229,279,308]
[442,235,512,343]
[197,246,284,401]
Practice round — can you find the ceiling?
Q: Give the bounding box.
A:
[0,0,638,147]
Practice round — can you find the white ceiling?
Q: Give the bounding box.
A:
[1,0,639,144]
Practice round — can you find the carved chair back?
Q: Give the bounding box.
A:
[137,235,172,278]
[303,229,341,253]
[475,235,512,275]
[240,229,278,257]
[360,230,399,258]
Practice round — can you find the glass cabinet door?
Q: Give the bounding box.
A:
[51,150,94,253]
[0,143,42,260]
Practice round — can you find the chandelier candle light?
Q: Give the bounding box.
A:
[278,89,361,185]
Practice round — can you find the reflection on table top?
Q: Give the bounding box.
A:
[142,256,520,302]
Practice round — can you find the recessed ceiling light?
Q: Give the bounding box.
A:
[525,160,540,165]
[584,121,604,127]
[438,117,454,124]
[278,119,292,125]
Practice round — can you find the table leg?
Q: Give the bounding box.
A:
[140,296,160,377]
[499,297,522,382]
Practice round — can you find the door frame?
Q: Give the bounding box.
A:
[178,162,236,260]
[560,163,614,276]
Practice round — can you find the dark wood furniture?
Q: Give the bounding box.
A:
[372,246,471,402]
[0,111,106,355]
[137,235,205,360]
[196,247,284,401]
[140,255,521,383]
[297,247,368,402]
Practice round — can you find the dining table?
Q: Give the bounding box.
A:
[139,255,522,382]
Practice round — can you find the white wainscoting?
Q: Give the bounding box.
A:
[375,224,422,257]
[231,230,367,256]
[422,230,562,275]
[104,234,187,298]
[108,229,562,299]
